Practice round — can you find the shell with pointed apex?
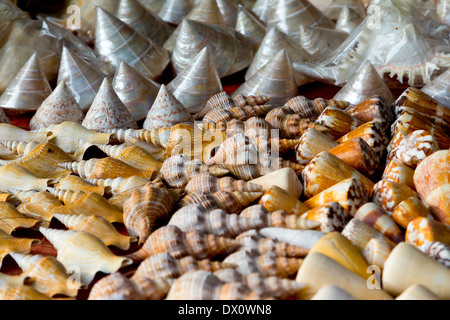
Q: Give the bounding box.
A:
[53,214,137,251]
[95,7,170,80]
[185,172,262,194]
[57,47,105,113]
[29,81,84,131]
[54,175,106,196]
[266,0,335,39]
[166,270,263,300]
[316,107,363,140]
[419,241,450,269]
[341,218,396,251]
[127,225,240,262]
[168,205,265,237]
[123,184,175,244]
[131,252,233,282]
[9,252,84,298]
[133,277,174,300]
[58,157,156,180]
[241,272,309,299]
[405,217,450,248]
[0,229,40,269]
[112,61,161,122]
[0,164,54,194]
[0,202,41,234]
[193,91,236,120]
[344,95,393,130]
[82,78,138,131]
[0,53,52,115]
[179,190,263,214]
[295,128,338,165]
[391,197,435,230]
[143,84,194,130]
[223,250,302,278]
[171,19,253,78]
[285,96,350,120]
[335,5,365,34]
[157,0,194,25]
[15,191,63,226]
[216,0,239,28]
[166,47,223,115]
[248,207,321,230]
[116,0,173,45]
[354,202,404,244]
[421,69,450,107]
[325,0,366,20]
[234,49,301,106]
[87,176,150,197]
[235,4,266,53]
[372,179,419,214]
[232,94,272,109]
[88,272,144,300]
[300,202,349,233]
[259,185,310,216]
[39,227,133,285]
[298,25,349,62]
[0,138,45,156]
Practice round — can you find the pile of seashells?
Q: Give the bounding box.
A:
[0,0,449,300]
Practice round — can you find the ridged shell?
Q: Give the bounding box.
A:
[0,164,53,194]
[301,202,350,233]
[419,241,450,268]
[0,229,40,269]
[235,4,266,53]
[88,272,144,300]
[185,172,262,194]
[87,176,150,196]
[54,175,106,196]
[0,201,41,234]
[15,191,63,226]
[193,91,236,120]
[285,96,350,120]
[158,0,194,25]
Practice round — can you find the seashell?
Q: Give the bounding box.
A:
[185,172,262,194]
[304,178,369,216]
[395,284,441,300]
[15,191,63,226]
[0,202,41,234]
[334,6,365,34]
[421,68,450,107]
[127,225,240,262]
[9,252,85,298]
[308,231,369,279]
[58,157,156,180]
[250,167,303,199]
[382,159,416,191]
[82,78,138,131]
[131,252,233,282]
[157,0,194,25]
[295,252,393,300]
[0,0,29,22]
[166,47,223,115]
[344,95,393,130]
[233,49,301,106]
[29,80,84,131]
[341,218,396,251]
[0,124,51,144]
[88,272,144,300]
[232,94,272,108]
[95,7,170,80]
[235,5,266,53]
[259,185,310,216]
[222,250,302,278]
[391,107,450,150]
[298,25,349,62]
[180,190,263,214]
[0,164,54,194]
[116,0,173,45]
[50,191,124,224]
[242,272,307,299]
[405,217,450,248]
[132,277,174,300]
[324,0,366,20]
[266,0,335,39]
[0,193,19,207]
[316,107,364,140]
[383,242,450,299]
[57,46,105,113]
[372,179,419,215]
[285,96,350,120]
[53,214,137,251]
[301,151,375,199]
[123,184,175,244]
[171,19,253,78]
[328,137,379,177]
[391,197,435,230]
[0,52,52,115]
[166,270,262,300]
[0,272,28,299]
[361,237,395,270]
[311,285,356,300]
[168,205,265,237]
[0,285,51,300]
[301,202,350,233]
[354,202,404,244]
[112,61,161,122]
[0,229,40,269]
[259,227,325,250]
[54,175,106,196]
[419,241,450,269]
[86,176,148,197]
[232,226,310,258]
[295,128,338,165]
[39,227,133,286]
[337,120,389,160]
[193,91,236,120]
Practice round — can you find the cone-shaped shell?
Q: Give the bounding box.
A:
[420,240,450,269]
[0,53,52,115]
[396,284,441,300]
[112,61,161,122]
[405,217,450,248]
[383,242,450,300]
[324,0,366,20]
[0,272,28,299]
[127,225,240,262]
[391,197,435,230]
[29,81,84,131]
[259,185,310,215]
[341,218,396,251]
[53,214,137,251]
[0,229,40,269]
[311,284,356,300]
[0,285,51,300]
[361,237,395,269]
[301,202,350,233]
[235,5,266,53]
[171,19,253,78]
[315,107,363,140]
[123,184,175,244]
[9,252,85,298]
[421,68,450,107]
[39,227,133,285]
[335,6,365,34]
[158,0,194,25]
[259,227,325,250]
[166,47,223,115]
[57,47,105,113]
[234,49,300,106]
[95,7,170,80]
[143,84,193,130]
[344,95,393,130]
[88,272,144,300]
[88,176,150,196]
[295,128,338,165]
[372,179,419,214]
[216,0,239,28]
[0,202,41,234]
[251,0,272,23]
[82,78,138,131]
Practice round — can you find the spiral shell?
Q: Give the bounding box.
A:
[391,130,440,168]
[88,272,144,300]
[0,229,40,269]
[0,201,41,234]
[285,96,349,120]
[193,91,236,120]
[419,241,450,268]
[301,202,350,233]
[185,172,262,194]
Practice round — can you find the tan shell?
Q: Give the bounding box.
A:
[185,172,262,194]
[0,201,41,234]
[88,272,144,300]
[405,217,450,248]
[295,128,338,165]
[345,95,393,130]
[341,218,396,251]
[382,159,416,191]
[259,185,310,216]
[0,164,54,194]
[54,175,106,196]
[15,191,63,226]
[301,202,350,233]
[0,229,40,269]
[285,96,349,120]
[87,176,149,196]
[193,91,236,120]
[392,130,440,168]
[391,197,435,230]
[372,179,419,214]
[361,237,395,269]
[316,107,363,140]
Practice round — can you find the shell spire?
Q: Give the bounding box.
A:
[157,0,194,25]
[29,81,84,131]
[335,6,365,34]
[235,4,266,53]
[166,47,223,115]
[185,172,262,194]
[324,0,366,20]
[82,77,139,131]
